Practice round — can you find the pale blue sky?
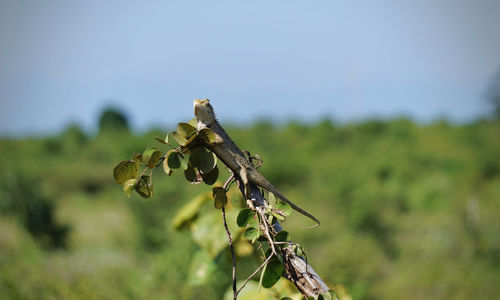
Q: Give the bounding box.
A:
[1,0,499,135]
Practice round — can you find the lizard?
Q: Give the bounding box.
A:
[193,98,320,228]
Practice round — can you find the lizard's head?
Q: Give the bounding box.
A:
[193,98,216,125]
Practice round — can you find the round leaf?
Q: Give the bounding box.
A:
[135,175,153,199]
[262,255,283,288]
[212,187,227,209]
[171,193,210,230]
[132,152,143,163]
[201,165,218,185]
[268,192,277,207]
[167,151,181,169]
[294,245,304,257]
[276,200,292,216]
[244,227,260,242]
[191,208,242,257]
[188,117,197,127]
[163,156,172,175]
[190,147,217,174]
[318,291,335,300]
[182,131,199,148]
[179,154,189,170]
[123,179,137,197]
[184,164,198,183]
[142,147,162,168]
[177,122,197,139]
[237,209,255,227]
[172,131,187,145]
[113,160,139,185]
[198,128,223,144]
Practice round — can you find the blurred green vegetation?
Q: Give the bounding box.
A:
[0,114,499,299]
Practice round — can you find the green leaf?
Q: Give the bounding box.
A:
[270,211,286,221]
[237,209,255,227]
[135,175,153,199]
[327,290,336,300]
[142,147,162,168]
[201,165,219,185]
[183,131,199,148]
[276,201,292,216]
[123,179,137,197]
[172,131,187,145]
[177,122,197,139]
[268,192,277,207]
[171,193,210,230]
[162,153,172,175]
[187,250,217,287]
[294,245,304,257]
[184,164,198,183]
[167,151,181,169]
[191,208,242,257]
[154,133,171,145]
[198,128,223,144]
[113,160,139,185]
[259,261,267,291]
[274,231,289,243]
[261,255,283,288]
[132,152,143,163]
[188,117,197,127]
[155,137,167,144]
[189,147,217,174]
[179,154,189,170]
[198,128,215,143]
[244,226,260,243]
[212,187,227,209]
[318,291,335,300]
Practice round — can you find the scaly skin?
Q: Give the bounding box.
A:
[194,99,320,228]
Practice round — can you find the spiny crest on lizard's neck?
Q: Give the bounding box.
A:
[193,98,218,127]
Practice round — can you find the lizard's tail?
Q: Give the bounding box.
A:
[250,172,320,229]
[273,191,320,229]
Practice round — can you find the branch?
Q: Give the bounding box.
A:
[202,119,330,298]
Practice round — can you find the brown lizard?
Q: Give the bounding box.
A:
[193,99,320,228]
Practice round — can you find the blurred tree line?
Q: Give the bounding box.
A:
[0,107,499,299]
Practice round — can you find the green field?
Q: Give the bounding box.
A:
[1,116,499,299]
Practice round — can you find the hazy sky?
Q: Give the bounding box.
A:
[1,0,499,135]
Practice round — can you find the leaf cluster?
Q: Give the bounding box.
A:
[113,119,222,199]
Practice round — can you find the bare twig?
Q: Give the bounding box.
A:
[236,250,275,296]
[222,206,236,300]
[257,207,277,256]
[221,174,237,300]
